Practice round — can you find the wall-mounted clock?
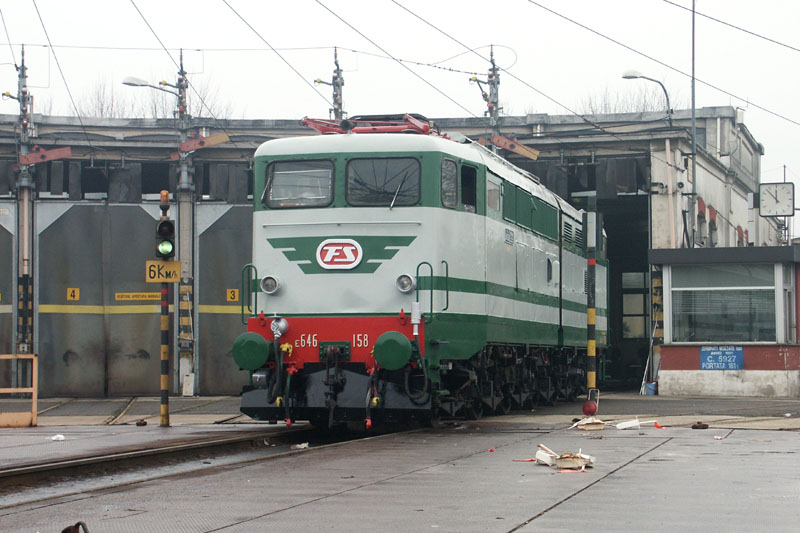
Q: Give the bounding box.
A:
[758,182,795,217]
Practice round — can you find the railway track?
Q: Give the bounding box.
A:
[0,424,391,510]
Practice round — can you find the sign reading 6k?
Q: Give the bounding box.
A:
[146,260,180,283]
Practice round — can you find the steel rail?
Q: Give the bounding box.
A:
[0,427,311,480]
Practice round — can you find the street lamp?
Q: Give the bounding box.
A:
[122,76,179,95]
[622,70,672,128]
[123,52,195,401]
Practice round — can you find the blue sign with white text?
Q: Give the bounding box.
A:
[700,346,744,370]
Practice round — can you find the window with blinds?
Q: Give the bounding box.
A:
[671,264,776,342]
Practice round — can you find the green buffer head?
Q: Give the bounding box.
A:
[232,332,271,371]
[373,331,412,371]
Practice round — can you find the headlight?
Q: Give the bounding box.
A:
[396,274,416,293]
[260,275,281,295]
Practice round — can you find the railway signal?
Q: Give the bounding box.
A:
[156,190,175,259]
[156,219,176,259]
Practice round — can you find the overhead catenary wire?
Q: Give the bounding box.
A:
[3,41,486,76]
[314,0,477,118]
[663,0,800,54]
[389,3,637,136]
[128,0,244,152]
[30,0,96,151]
[390,1,684,172]
[525,0,800,129]
[0,9,16,67]
[220,0,332,110]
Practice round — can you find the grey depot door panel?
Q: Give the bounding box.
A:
[0,202,14,385]
[105,205,167,395]
[197,204,252,394]
[37,202,168,397]
[37,203,106,396]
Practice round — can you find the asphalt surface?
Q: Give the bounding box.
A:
[0,392,799,532]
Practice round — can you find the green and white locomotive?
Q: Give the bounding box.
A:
[233,115,608,427]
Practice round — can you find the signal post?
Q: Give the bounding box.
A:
[148,191,178,427]
[6,47,71,390]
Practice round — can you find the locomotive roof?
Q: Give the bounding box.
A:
[255,133,582,220]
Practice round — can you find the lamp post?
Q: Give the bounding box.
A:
[622,70,672,128]
[124,51,195,398]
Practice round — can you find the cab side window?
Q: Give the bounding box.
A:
[461,165,477,212]
[441,159,457,208]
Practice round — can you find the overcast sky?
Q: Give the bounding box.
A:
[2,1,799,231]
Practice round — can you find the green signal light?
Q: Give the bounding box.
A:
[155,218,176,258]
[157,240,174,256]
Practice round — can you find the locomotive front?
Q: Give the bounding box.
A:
[233,134,443,428]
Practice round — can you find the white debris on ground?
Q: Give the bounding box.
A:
[615,417,657,430]
[569,416,606,431]
[535,443,595,470]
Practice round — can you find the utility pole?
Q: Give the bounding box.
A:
[690,0,697,248]
[470,46,502,149]
[123,51,229,396]
[175,50,196,396]
[6,47,70,387]
[13,47,33,363]
[315,47,345,120]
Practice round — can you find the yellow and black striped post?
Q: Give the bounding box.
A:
[160,282,170,427]
[158,190,172,428]
[586,255,596,390]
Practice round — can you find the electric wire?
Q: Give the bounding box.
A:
[525,0,800,128]
[0,9,16,67]
[389,2,631,137]
[30,0,96,151]
[220,0,332,110]
[390,1,683,172]
[430,44,518,70]
[6,41,486,76]
[314,0,477,117]
[128,0,244,152]
[663,0,800,54]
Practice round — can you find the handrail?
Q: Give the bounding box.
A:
[241,264,258,325]
[415,261,433,324]
[441,260,449,311]
[0,354,38,427]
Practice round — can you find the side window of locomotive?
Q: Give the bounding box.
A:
[486,178,501,218]
[441,159,457,208]
[346,158,420,206]
[461,165,477,212]
[263,160,334,208]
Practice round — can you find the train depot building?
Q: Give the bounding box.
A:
[0,106,789,398]
[650,245,800,397]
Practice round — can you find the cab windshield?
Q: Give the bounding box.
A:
[262,160,333,208]
[346,158,420,207]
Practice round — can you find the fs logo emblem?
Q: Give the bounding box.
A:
[316,239,363,270]
[267,235,416,274]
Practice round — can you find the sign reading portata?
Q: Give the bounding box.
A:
[145,260,180,283]
[700,346,744,370]
[115,292,160,301]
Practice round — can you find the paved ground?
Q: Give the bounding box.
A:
[1,404,799,532]
[1,392,799,532]
[3,391,799,428]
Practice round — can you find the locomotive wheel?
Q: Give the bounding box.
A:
[424,405,444,429]
[463,398,483,420]
[497,396,512,415]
